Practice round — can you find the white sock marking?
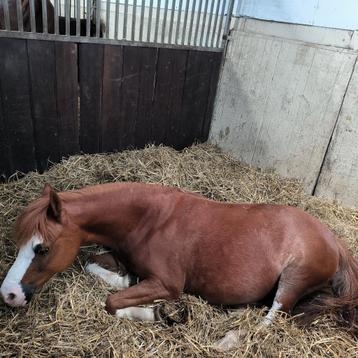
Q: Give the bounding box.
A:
[115,306,155,321]
[0,234,43,306]
[85,262,130,289]
[263,300,283,325]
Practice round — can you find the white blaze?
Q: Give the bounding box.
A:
[0,235,43,306]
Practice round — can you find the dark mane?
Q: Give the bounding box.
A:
[13,195,60,247]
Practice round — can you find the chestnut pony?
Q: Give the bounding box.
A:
[1,183,358,345]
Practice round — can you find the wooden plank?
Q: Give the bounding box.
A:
[79,43,104,153]
[133,47,157,148]
[28,40,60,171]
[201,51,223,140]
[314,59,358,208]
[151,48,188,147]
[119,46,141,149]
[179,50,214,148]
[0,38,36,174]
[0,88,11,179]
[55,42,79,156]
[101,45,123,152]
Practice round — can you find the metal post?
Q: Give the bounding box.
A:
[154,0,161,43]
[139,0,145,42]
[210,0,221,47]
[131,0,137,41]
[193,0,203,46]
[222,0,235,47]
[2,0,10,30]
[199,0,209,46]
[114,0,119,39]
[123,0,128,39]
[174,0,183,45]
[96,0,101,38]
[16,0,24,32]
[161,0,168,43]
[180,0,189,45]
[146,0,153,42]
[76,0,81,36]
[205,0,215,47]
[54,0,59,34]
[105,0,110,38]
[167,0,175,44]
[29,0,36,32]
[187,0,195,46]
[216,0,226,48]
[86,0,91,36]
[65,0,70,35]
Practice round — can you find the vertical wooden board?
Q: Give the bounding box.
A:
[0,38,36,174]
[28,40,60,172]
[164,49,188,149]
[56,42,79,157]
[101,45,123,152]
[0,90,11,179]
[151,48,174,145]
[134,47,157,148]
[151,48,188,147]
[179,50,213,148]
[201,52,223,141]
[120,46,141,149]
[79,43,104,153]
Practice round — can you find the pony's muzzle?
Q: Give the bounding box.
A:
[0,283,35,307]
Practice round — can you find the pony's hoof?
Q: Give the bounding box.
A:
[213,329,246,352]
[105,295,117,315]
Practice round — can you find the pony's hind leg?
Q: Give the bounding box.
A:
[263,263,331,325]
[215,264,331,351]
[85,253,137,290]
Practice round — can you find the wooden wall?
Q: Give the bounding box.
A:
[0,38,222,178]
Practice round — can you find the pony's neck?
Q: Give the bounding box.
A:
[61,184,159,250]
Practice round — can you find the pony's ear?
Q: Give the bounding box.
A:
[42,183,53,196]
[46,186,62,222]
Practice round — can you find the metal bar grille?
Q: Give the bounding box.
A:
[29,0,36,32]
[0,0,236,50]
[16,0,23,31]
[54,0,59,34]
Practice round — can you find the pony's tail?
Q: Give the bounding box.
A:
[299,240,358,333]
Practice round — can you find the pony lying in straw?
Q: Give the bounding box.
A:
[1,183,358,350]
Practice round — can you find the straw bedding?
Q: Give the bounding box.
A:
[0,144,357,357]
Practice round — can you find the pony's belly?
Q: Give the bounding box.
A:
[186,271,279,306]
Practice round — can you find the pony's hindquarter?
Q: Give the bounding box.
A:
[298,240,358,333]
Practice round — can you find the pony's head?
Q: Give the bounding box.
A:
[0,184,81,307]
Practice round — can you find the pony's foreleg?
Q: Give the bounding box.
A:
[85,253,137,290]
[86,262,134,290]
[105,278,178,321]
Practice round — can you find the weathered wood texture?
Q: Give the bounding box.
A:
[78,44,222,153]
[314,59,358,207]
[0,37,222,178]
[210,30,356,193]
[0,38,36,176]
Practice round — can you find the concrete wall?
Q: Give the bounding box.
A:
[236,0,358,30]
[210,18,358,208]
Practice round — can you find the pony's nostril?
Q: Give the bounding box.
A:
[8,292,16,301]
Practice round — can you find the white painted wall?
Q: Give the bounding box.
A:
[210,18,358,208]
[236,0,358,31]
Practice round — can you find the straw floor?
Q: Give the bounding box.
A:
[0,144,357,357]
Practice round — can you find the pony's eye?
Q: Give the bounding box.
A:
[34,244,49,256]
